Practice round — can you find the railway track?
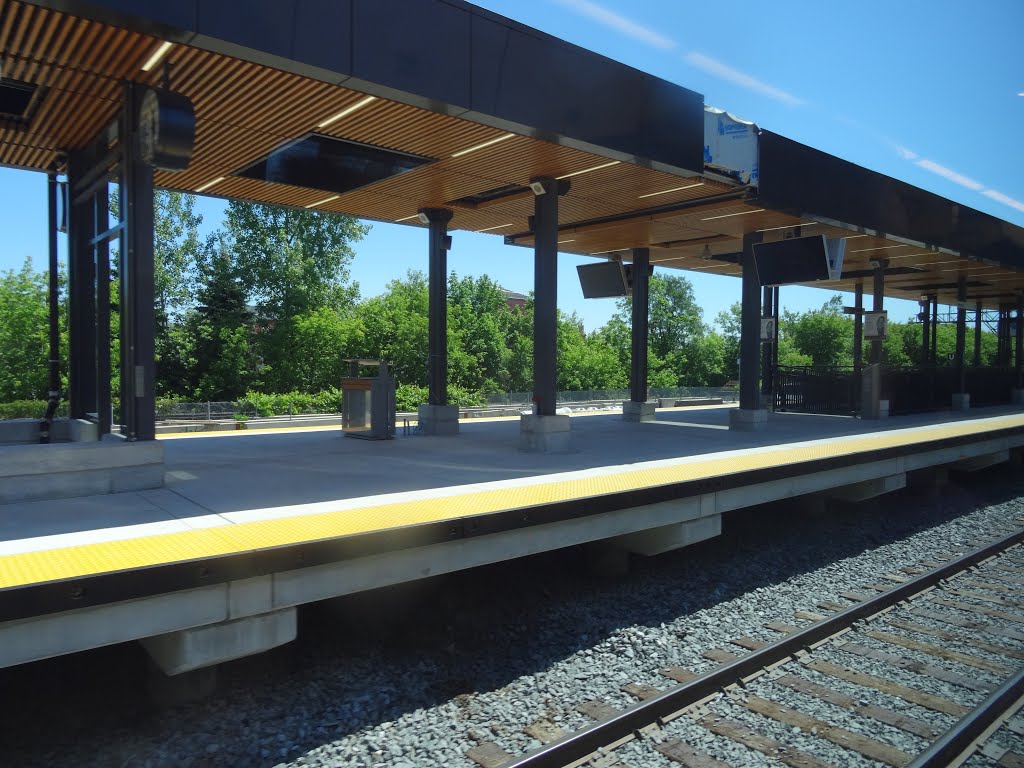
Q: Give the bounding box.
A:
[466,520,1024,768]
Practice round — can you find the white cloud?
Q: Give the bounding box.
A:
[983,189,1024,214]
[554,0,676,50]
[683,51,804,107]
[894,145,919,161]
[914,158,985,191]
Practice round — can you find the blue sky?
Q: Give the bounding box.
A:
[1,0,1022,331]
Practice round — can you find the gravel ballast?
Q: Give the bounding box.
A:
[3,467,1024,767]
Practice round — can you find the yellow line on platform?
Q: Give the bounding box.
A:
[3,413,1023,590]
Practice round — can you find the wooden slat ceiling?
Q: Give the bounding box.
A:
[1,0,1018,309]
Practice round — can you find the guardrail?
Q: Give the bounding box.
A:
[774,366,860,415]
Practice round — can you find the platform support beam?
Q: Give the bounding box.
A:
[1017,294,1024,390]
[974,300,983,367]
[731,232,766,431]
[953,277,969,410]
[120,83,156,441]
[870,259,886,365]
[761,285,773,407]
[920,296,931,365]
[522,177,571,451]
[853,283,864,373]
[419,208,458,436]
[624,247,655,422]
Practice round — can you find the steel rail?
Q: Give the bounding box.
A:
[503,525,1024,768]
[906,665,1024,768]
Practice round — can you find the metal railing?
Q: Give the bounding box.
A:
[884,365,1016,415]
[482,387,738,406]
[774,366,860,415]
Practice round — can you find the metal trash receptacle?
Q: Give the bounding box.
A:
[340,359,395,440]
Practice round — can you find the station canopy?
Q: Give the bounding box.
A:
[2,0,1023,308]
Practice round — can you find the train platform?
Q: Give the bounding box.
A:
[2,404,1023,676]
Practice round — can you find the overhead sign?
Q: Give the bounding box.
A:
[138,87,196,171]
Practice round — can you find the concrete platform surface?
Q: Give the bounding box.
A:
[1,404,1021,558]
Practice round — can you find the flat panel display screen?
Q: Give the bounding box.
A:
[577,261,629,298]
[238,134,431,196]
[752,235,830,286]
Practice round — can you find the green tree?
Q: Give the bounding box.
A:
[223,201,368,392]
[0,259,51,401]
[782,295,853,368]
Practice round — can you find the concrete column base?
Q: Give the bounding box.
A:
[622,401,656,422]
[951,392,970,411]
[1013,388,1024,405]
[614,514,722,556]
[141,607,297,676]
[729,408,768,431]
[519,414,571,453]
[417,403,460,436]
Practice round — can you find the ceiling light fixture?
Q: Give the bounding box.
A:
[556,160,620,180]
[847,244,911,253]
[141,41,173,72]
[699,208,764,221]
[451,133,515,158]
[557,239,575,244]
[395,213,421,222]
[194,176,225,193]
[701,245,713,260]
[478,223,513,232]
[755,223,807,233]
[317,95,377,128]
[590,248,624,256]
[305,194,340,209]
[638,181,704,199]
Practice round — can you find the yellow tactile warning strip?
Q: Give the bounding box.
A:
[3,413,1024,591]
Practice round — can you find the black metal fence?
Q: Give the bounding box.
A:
[774,366,860,415]
[883,366,1018,415]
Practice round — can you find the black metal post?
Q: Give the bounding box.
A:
[870,260,886,365]
[760,285,773,400]
[120,83,156,441]
[422,208,453,407]
[853,283,864,373]
[95,188,111,437]
[629,247,650,404]
[920,297,931,365]
[67,150,97,422]
[739,232,763,410]
[930,296,938,364]
[531,177,568,417]
[955,277,967,393]
[1017,294,1024,388]
[974,301,983,367]
[772,286,779,372]
[40,172,62,443]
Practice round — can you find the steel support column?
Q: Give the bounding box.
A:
[119,83,156,441]
[974,301,983,367]
[772,286,779,373]
[66,152,97,421]
[738,232,763,411]
[920,297,931,365]
[870,260,886,365]
[530,177,568,417]
[421,208,453,407]
[930,297,938,364]
[760,285,773,401]
[955,277,967,396]
[853,283,864,373]
[1017,295,1024,389]
[629,247,650,404]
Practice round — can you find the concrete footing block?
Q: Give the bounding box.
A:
[622,401,656,422]
[614,514,722,556]
[951,449,1009,473]
[417,404,460,436]
[147,661,219,708]
[951,393,971,411]
[729,408,767,431]
[908,466,949,493]
[519,414,571,453]
[827,473,906,503]
[141,608,297,676]
[1014,389,1024,405]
